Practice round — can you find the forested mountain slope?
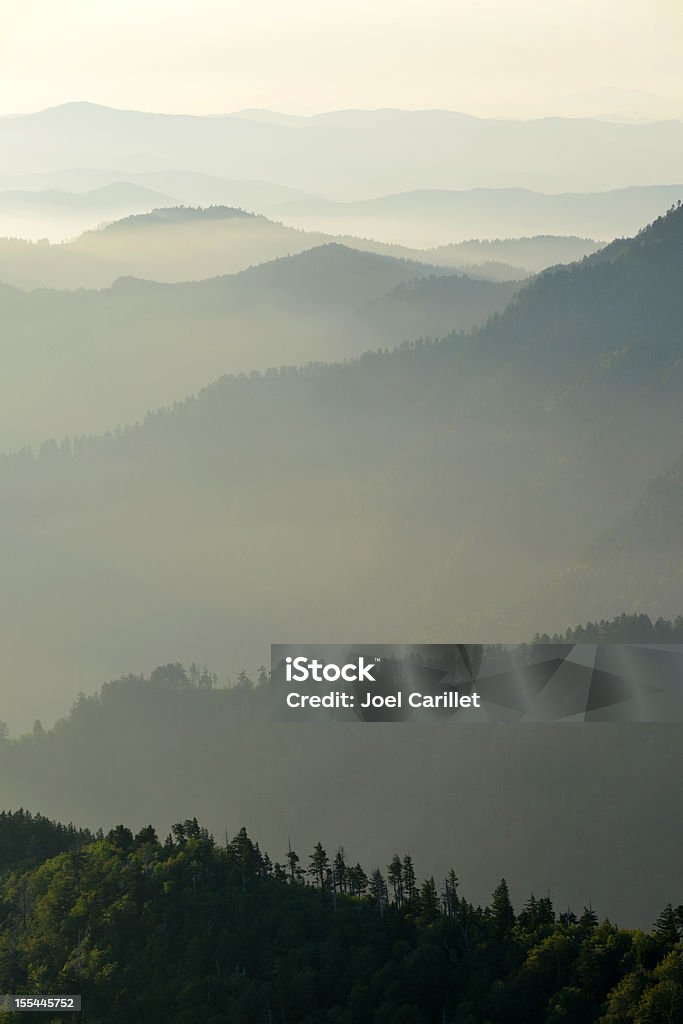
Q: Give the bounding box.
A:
[0,244,514,450]
[0,809,682,1023]
[523,448,683,629]
[1,208,682,729]
[2,616,683,928]
[428,234,602,272]
[357,273,517,344]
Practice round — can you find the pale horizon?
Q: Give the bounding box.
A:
[3,0,683,120]
[4,95,683,124]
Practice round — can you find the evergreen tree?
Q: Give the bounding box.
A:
[348,862,369,897]
[308,842,329,888]
[579,905,599,931]
[654,903,681,947]
[387,854,404,907]
[419,876,440,922]
[402,854,417,902]
[369,868,388,910]
[442,869,459,917]
[257,665,269,687]
[286,844,303,883]
[333,848,347,894]
[491,878,515,934]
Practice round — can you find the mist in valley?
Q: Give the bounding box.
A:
[1,85,683,938]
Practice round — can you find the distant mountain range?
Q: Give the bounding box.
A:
[0,182,173,242]
[0,172,314,242]
[0,204,598,289]
[0,181,171,213]
[272,185,683,246]
[3,104,683,246]
[3,172,681,254]
[3,169,680,250]
[1,205,681,729]
[0,168,311,207]
[3,103,683,197]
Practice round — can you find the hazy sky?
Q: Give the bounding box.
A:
[2,0,683,118]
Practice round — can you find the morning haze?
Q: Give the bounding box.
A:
[0,0,682,950]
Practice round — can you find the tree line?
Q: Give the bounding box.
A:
[0,810,682,1023]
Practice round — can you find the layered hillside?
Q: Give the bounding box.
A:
[0,205,545,290]
[273,185,683,245]
[0,244,514,449]
[2,646,683,927]
[0,207,682,728]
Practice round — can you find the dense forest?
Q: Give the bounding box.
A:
[0,808,682,1023]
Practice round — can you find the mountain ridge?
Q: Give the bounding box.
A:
[4,103,683,196]
[0,204,543,289]
[0,242,515,451]
[272,184,683,245]
[1,206,682,729]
